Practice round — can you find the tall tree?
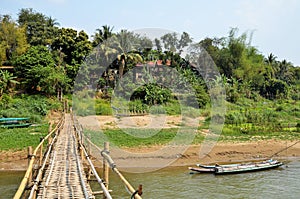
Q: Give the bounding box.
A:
[160,32,178,52]
[154,38,162,51]
[0,15,28,64]
[276,59,294,84]
[52,28,92,82]
[160,32,192,53]
[17,8,59,46]
[264,53,277,80]
[14,45,69,95]
[177,32,193,51]
[92,25,114,47]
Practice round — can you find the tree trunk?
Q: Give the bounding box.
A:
[119,59,125,79]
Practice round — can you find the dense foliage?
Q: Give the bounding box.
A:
[0,8,299,127]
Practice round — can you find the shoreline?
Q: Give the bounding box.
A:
[1,140,299,171]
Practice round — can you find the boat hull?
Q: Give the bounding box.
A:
[214,162,283,175]
[188,167,215,173]
[191,159,284,175]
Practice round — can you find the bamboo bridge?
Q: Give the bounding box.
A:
[14,111,143,199]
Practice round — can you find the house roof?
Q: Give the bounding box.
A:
[136,60,171,67]
[0,66,14,69]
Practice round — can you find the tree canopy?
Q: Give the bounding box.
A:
[0,8,299,106]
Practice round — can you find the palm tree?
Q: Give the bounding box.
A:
[102,25,114,40]
[265,53,277,65]
[117,52,143,79]
[264,53,278,80]
[114,30,144,78]
[0,70,19,96]
[118,54,125,78]
[277,59,294,84]
[92,25,114,47]
[46,16,60,27]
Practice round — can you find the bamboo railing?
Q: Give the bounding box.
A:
[72,114,112,199]
[101,149,143,199]
[72,114,143,199]
[14,114,65,199]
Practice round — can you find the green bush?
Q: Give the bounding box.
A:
[0,94,60,122]
[95,99,112,115]
[164,101,181,115]
[149,105,166,114]
[128,100,148,113]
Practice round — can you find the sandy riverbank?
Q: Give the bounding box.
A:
[1,115,299,170]
[1,140,299,171]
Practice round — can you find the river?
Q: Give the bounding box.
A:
[1,158,299,199]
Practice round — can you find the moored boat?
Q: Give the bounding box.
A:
[196,163,240,169]
[190,159,283,174]
[188,166,215,173]
[0,117,31,128]
[214,159,283,174]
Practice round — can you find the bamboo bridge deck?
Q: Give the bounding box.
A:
[14,112,142,199]
[36,114,93,199]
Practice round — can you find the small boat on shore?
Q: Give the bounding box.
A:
[196,163,240,169]
[188,167,215,173]
[189,159,283,174]
[214,159,283,174]
[0,117,31,128]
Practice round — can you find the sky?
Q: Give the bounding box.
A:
[1,0,300,66]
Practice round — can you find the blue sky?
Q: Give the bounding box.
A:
[1,0,300,66]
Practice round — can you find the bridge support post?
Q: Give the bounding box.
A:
[103,142,110,197]
[28,146,33,182]
[39,138,43,166]
[47,121,53,147]
[48,121,53,133]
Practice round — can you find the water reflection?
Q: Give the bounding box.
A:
[0,170,24,199]
[1,159,299,199]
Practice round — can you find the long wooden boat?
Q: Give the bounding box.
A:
[188,166,215,173]
[196,163,240,169]
[0,117,29,122]
[190,159,283,174]
[0,117,31,128]
[214,159,283,175]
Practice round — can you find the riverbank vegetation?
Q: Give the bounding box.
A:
[0,8,299,150]
[0,94,62,151]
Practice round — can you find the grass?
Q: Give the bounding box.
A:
[2,92,298,150]
[83,125,300,148]
[85,128,201,148]
[0,124,49,151]
[218,131,300,142]
[0,94,63,123]
[73,95,202,117]
[79,97,300,148]
[0,94,61,151]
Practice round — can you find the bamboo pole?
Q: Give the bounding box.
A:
[27,146,33,183]
[103,142,109,198]
[80,141,112,199]
[28,146,32,166]
[84,136,143,199]
[47,121,53,147]
[48,121,53,133]
[113,168,142,199]
[39,138,43,166]
[14,115,65,199]
[72,114,112,199]
[28,133,57,199]
[101,151,142,199]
